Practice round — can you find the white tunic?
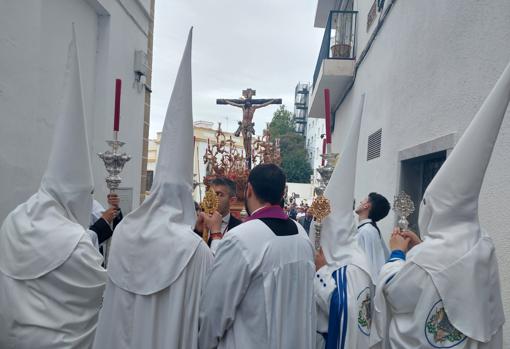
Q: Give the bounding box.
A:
[0,234,106,349]
[198,219,316,349]
[357,219,389,281]
[314,264,375,349]
[93,242,212,349]
[371,254,503,349]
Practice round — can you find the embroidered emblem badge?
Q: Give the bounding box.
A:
[425,300,467,348]
[357,287,372,336]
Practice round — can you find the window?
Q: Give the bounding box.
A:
[146,170,154,191]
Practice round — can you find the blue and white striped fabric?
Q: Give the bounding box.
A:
[326,266,348,349]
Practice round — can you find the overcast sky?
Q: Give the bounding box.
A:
[149,0,323,138]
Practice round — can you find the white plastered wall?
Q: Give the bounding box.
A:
[0,0,150,218]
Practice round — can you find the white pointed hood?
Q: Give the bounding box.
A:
[409,61,510,341]
[0,27,94,279]
[316,95,370,276]
[108,28,204,295]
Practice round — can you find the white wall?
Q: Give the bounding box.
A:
[329,0,510,344]
[306,117,326,172]
[287,182,314,204]
[0,0,150,218]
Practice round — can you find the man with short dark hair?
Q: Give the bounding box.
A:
[194,177,241,254]
[355,192,390,280]
[198,164,316,349]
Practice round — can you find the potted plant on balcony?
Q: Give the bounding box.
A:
[331,43,352,58]
[330,13,353,58]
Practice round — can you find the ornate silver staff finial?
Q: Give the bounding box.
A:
[314,151,339,197]
[97,131,131,267]
[311,145,338,250]
[393,191,415,231]
[98,138,131,191]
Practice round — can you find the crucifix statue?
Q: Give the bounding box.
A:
[217,88,281,169]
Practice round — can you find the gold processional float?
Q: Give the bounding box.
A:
[198,122,281,241]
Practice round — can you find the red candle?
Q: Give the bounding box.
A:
[324,88,331,144]
[322,138,326,166]
[113,79,122,131]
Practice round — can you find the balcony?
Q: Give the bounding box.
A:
[309,11,357,119]
[294,82,310,110]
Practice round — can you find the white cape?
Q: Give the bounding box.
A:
[370,241,503,349]
[0,234,106,349]
[93,242,212,349]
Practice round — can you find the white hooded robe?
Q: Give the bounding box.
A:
[0,27,106,349]
[93,28,213,349]
[312,95,377,349]
[370,60,510,349]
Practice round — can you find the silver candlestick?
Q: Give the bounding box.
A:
[311,144,338,249]
[393,191,415,231]
[314,145,339,196]
[97,131,131,267]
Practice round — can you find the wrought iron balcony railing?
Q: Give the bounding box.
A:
[313,10,358,88]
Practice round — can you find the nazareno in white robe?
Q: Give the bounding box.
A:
[371,244,502,349]
[198,218,316,349]
[93,28,215,349]
[311,95,377,349]
[370,60,510,349]
[0,27,107,349]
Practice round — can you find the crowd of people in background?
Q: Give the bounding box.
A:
[284,202,313,233]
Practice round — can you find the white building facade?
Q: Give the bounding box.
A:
[306,116,325,182]
[0,0,154,219]
[308,0,510,344]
